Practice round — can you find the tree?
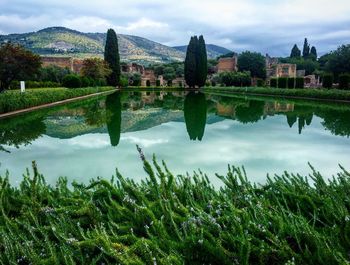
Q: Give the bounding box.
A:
[163,67,176,81]
[238,51,266,79]
[327,45,350,77]
[81,58,112,84]
[196,35,208,87]
[290,44,301,58]
[104,29,120,86]
[38,65,72,83]
[302,38,310,58]
[184,36,197,88]
[310,46,317,61]
[0,43,41,92]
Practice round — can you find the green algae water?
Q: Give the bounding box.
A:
[1,90,350,185]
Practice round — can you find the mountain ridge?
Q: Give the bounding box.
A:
[0,27,232,64]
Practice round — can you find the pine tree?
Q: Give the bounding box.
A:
[310,46,317,60]
[302,38,310,58]
[104,29,121,86]
[184,36,197,88]
[290,44,301,58]
[196,35,208,87]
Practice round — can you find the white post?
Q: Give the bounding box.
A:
[20,81,25,93]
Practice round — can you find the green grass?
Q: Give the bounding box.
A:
[1,151,350,264]
[204,87,350,101]
[0,87,115,114]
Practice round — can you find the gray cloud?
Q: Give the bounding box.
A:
[0,0,349,56]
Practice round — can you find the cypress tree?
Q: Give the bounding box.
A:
[310,46,317,60]
[302,38,310,58]
[104,29,120,86]
[196,35,208,87]
[184,36,197,88]
[290,44,301,58]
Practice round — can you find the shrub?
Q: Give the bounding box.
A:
[167,80,172,87]
[146,80,151,87]
[256,79,265,87]
[278,77,288,89]
[295,77,305,89]
[270,78,277,88]
[322,73,334,88]
[211,80,216,87]
[287,78,295,89]
[205,81,210,87]
[338,74,350,90]
[219,71,251,87]
[80,76,93,87]
[120,75,129,88]
[156,80,161,87]
[9,80,60,89]
[62,74,81,88]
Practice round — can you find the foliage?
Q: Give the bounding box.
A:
[62,74,82,88]
[219,71,251,87]
[184,92,207,141]
[38,65,72,84]
[287,78,295,89]
[277,77,288,89]
[270,78,277,88]
[0,87,114,114]
[235,100,265,123]
[326,45,350,77]
[104,29,121,86]
[322,74,334,88]
[2,157,350,264]
[163,67,176,81]
[290,44,301,58]
[338,74,350,90]
[146,80,151,87]
[295,77,304,89]
[9,80,60,89]
[184,35,208,88]
[120,75,129,88]
[310,46,317,61]
[302,38,310,58]
[156,80,161,87]
[238,51,266,79]
[280,57,318,76]
[196,35,208,87]
[0,43,42,91]
[81,58,112,85]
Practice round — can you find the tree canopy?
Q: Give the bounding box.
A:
[238,51,266,79]
[104,29,120,86]
[81,58,112,84]
[0,43,41,92]
[290,44,301,58]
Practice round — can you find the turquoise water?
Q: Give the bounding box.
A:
[1,90,349,186]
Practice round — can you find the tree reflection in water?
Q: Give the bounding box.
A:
[184,92,207,141]
[105,92,122,147]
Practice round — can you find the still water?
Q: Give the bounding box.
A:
[1,90,349,186]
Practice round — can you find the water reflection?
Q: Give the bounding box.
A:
[105,92,122,147]
[184,92,207,141]
[1,91,350,154]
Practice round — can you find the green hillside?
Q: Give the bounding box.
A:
[173,44,232,59]
[0,27,231,64]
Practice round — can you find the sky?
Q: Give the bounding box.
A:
[0,0,350,56]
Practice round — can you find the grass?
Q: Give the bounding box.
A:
[1,149,350,264]
[204,87,350,101]
[0,87,115,114]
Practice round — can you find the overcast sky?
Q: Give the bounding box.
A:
[0,0,349,56]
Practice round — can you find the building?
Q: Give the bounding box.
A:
[217,56,238,73]
[41,56,84,73]
[275,64,297,78]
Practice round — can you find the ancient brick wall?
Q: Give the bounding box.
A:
[217,56,238,73]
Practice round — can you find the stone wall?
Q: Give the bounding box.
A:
[217,56,238,73]
[41,56,84,73]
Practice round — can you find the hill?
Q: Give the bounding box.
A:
[173,44,232,59]
[0,27,231,64]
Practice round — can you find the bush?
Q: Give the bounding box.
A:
[323,74,334,88]
[120,75,129,88]
[146,80,151,87]
[278,77,288,89]
[338,74,350,90]
[211,80,216,87]
[167,80,172,87]
[62,74,81,88]
[219,71,251,87]
[9,80,60,89]
[287,78,295,89]
[257,79,265,87]
[295,77,305,89]
[80,76,94,88]
[156,80,161,87]
[270,78,277,88]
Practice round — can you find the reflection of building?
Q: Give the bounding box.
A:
[216,103,236,118]
[217,56,238,73]
[264,102,295,115]
[41,56,84,73]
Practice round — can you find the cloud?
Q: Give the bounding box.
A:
[0,0,350,55]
